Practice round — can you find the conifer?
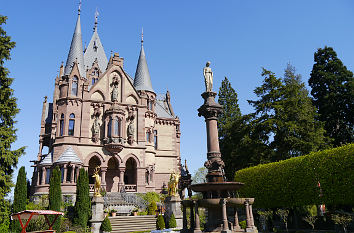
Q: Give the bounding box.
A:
[0,15,25,231]
[11,166,27,232]
[156,214,165,230]
[168,213,177,228]
[74,168,91,228]
[100,216,112,232]
[48,166,62,231]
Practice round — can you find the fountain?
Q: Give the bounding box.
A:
[181,62,257,233]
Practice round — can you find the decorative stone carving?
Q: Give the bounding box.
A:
[203,61,213,92]
[127,121,135,145]
[111,74,120,102]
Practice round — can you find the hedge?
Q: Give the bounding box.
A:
[234,144,354,208]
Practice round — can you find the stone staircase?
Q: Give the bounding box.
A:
[109,215,156,233]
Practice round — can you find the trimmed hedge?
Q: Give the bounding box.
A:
[234,144,354,208]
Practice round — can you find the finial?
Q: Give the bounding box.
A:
[94,8,99,31]
[78,0,82,15]
[110,50,113,57]
[141,27,144,45]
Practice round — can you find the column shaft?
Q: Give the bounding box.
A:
[222,198,229,231]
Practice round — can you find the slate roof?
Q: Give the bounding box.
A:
[155,94,174,118]
[55,146,82,164]
[133,44,154,92]
[64,13,85,77]
[40,151,53,165]
[84,25,108,73]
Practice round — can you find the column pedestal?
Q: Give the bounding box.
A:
[165,195,183,229]
[90,196,104,233]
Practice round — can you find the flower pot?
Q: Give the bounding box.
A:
[111,212,116,217]
[133,212,138,216]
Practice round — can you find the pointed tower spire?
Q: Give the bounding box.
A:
[84,8,108,72]
[134,30,154,92]
[64,3,85,77]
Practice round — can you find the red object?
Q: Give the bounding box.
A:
[11,210,64,233]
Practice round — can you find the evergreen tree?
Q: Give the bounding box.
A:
[48,166,61,231]
[74,168,91,228]
[0,15,25,231]
[168,213,177,228]
[11,166,27,232]
[100,216,112,232]
[274,64,327,158]
[147,200,157,215]
[156,214,165,230]
[309,46,354,146]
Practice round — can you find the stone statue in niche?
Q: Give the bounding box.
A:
[203,61,213,92]
[111,74,120,102]
[127,109,135,145]
[92,117,100,143]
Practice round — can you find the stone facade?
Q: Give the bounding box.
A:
[31,11,180,198]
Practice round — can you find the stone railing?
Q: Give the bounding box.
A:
[125,184,137,192]
[104,193,147,210]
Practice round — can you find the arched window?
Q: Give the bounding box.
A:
[45,168,51,184]
[59,114,64,136]
[71,76,78,96]
[68,113,75,136]
[146,130,151,143]
[154,130,158,149]
[114,118,120,136]
[108,118,112,137]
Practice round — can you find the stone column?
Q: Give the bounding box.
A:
[90,196,104,233]
[37,168,40,185]
[63,164,67,183]
[190,204,194,230]
[221,198,230,232]
[41,167,46,185]
[71,165,75,183]
[194,201,202,233]
[119,167,125,191]
[165,195,183,229]
[248,204,255,228]
[245,201,252,231]
[182,203,187,230]
[101,167,107,191]
[234,208,242,231]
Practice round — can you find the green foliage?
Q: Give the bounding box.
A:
[156,214,165,230]
[276,209,289,231]
[234,144,354,208]
[248,66,327,162]
[0,15,25,231]
[101,216,112,232]
[309,46,354,146]
[168,213,176,228]
[25,200,46,232]
[331,212,352,233]
[11,166,27,232]
[239,220,246,229]
[0,199,10,232]
[139,192,161,205]
[74,168,90,228]
[147,200,157,215]
[191,167,207,185]
[49,166,62,231]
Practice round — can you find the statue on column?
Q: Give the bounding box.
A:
[203,61,213,92]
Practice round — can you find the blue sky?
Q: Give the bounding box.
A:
[3,0,354,196]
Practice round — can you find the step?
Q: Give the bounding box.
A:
[109,215,157,233]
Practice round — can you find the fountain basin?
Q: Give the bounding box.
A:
[182,197,254,208]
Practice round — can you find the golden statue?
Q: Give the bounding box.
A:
[92,166,102,197]
[168,171,180,197]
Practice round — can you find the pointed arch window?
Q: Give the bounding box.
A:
[59,114,64,136]
[154,130,158,149]
[108,118,112,137]
[71,76,78,96]
[114,118,120,137]
[146,130,151,143]
[68,113,75,136]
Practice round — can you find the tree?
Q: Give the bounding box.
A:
[156,214,165,230]
[11,166,27,232]
[0,15,25,231]
[309,46,354,146]
[191,167,207,185]
[168,213,177,228]
[48,166,62,231]
[248,66,327,162]
[73,168,90,228]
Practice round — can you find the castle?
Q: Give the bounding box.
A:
[30,8,181,199]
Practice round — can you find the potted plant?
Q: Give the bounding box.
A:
[110,209,117,217]
[104,209,109,217]
[132,207,139,216]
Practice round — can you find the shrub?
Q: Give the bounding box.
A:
[234,144,354,208]
[156,214,165,230]
[239,220,246,229]
[168,213,176,228]
[148,201,157,215]
[11,166,27,232]
[101,216,112,232]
